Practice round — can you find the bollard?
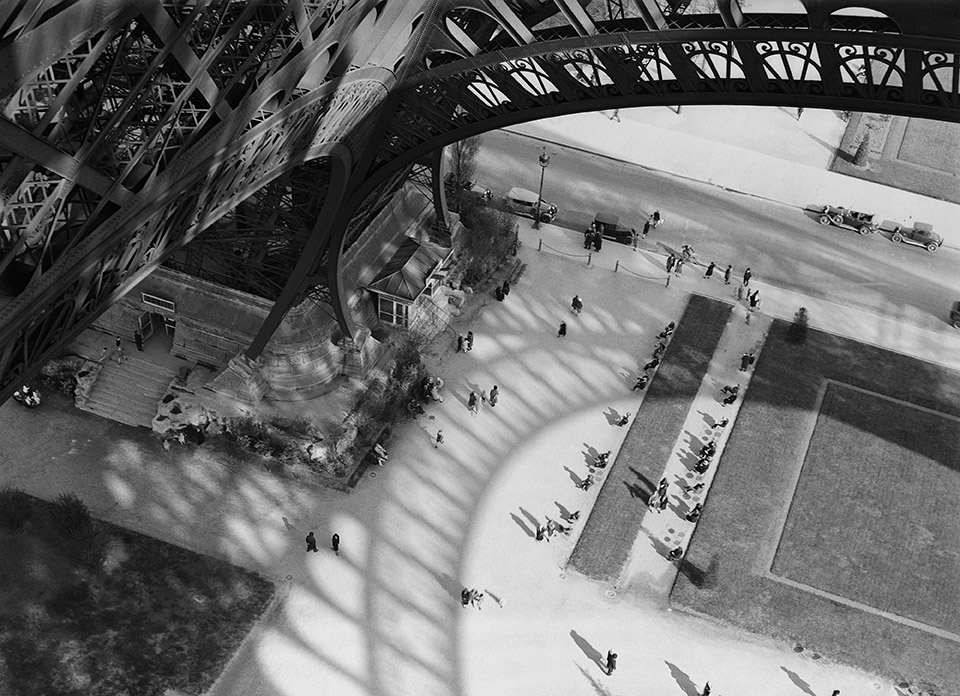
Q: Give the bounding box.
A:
[538,239,542,251]
[588,253,592,266]
[614,260,619,273]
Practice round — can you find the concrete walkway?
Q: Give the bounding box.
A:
[5,222,959,694]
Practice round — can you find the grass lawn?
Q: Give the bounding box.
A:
[830,114,960,204]
[772,382,960,635]
[0,495,275,696]
[671,320,960,696]
[568,294,732,581]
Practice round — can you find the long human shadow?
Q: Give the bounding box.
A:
[570,630,605,671]
[435,571,466,604]
[511,512,535,538]
[575,662,612,696]
[780,666,817,696]
[665,660,701,696]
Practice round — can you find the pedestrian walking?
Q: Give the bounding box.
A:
[701,683,711,696]
[435,429,444,448]
[116,335,122,350]
[456,334,464,353]
[461,588,471,607]
[742,267,752,287]
[606,650,617,676]
[724,264,732,284]
[115,344,126,363]
[740,353,751,371]
[668,547,683,561]
[331,533,340,556]
[502,280,510,297]
[703,262,715,279]
[713,417,729,430]
[558,321,567,338]
[571,295,583,315]
[305,531,318,553]
[666,254,675,273]
[630,228,638,251]
[642,219,651,238]
[134,330,144,351]
[658,477,668,493]
[657,493,669,512]
[535,525,546,542]
[632,374,649,391]
[583,226,594,249]
[796,106,804,120]
[98,346,109,363]
[489,385,499,407]
[471,591,484,609]
[593,233,602,252]
[468,391,479,416]
[466,331,474,351]
[674,258,684,276]
[831,691,840,696]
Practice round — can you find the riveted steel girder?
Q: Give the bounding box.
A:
[0,0,959,403]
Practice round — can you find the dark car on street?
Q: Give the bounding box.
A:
[594,212,635,245]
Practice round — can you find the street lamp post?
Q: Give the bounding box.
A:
[533,146,550,230]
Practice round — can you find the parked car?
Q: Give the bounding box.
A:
[443,173,492,203]
[817,205,879,235]
[890,221,942,252]
[950,301,960,329]
[594,212,634,245]
[503,187,558,223]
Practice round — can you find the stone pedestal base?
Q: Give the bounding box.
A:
[206,354,268,403]
[342,327,374,379]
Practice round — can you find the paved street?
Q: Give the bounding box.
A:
[475,127,960,331]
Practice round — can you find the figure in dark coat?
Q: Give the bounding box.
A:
[557,321,567,338]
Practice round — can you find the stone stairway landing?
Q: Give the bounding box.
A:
[78,354,179,428]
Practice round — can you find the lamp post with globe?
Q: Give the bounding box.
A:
[533,147,550,230]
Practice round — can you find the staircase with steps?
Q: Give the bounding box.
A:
[78,354,179,428]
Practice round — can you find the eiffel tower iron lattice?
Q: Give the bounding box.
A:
[0,0,958,402]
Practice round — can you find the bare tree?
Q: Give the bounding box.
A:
[447,135,483,212]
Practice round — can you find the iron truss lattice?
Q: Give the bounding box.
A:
[0,0,958,402]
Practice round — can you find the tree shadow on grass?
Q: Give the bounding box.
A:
[665,661,701,696]
[779,666,817,696]
[570,630,604,670]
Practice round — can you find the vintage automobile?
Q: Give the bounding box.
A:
[443,173,492,203]
[890,221,943,252]
[817,205,879,235]
[950,301,960,329]
[593,212,635,245]
[503,186,558,223]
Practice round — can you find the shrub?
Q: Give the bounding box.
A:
[788,307,809,344]
[852,132,871,166]
[51,492,92,537]
[268,415,316,439]
[458,205,518,286]
[0,487,32,530]
[228,416,301,464]
[75,529,107,570]
[38,357,82,395]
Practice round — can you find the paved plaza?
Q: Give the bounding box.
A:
[4,219,960,695]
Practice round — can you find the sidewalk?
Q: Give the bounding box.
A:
[508,106,960,246]
[3,220,959,695]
